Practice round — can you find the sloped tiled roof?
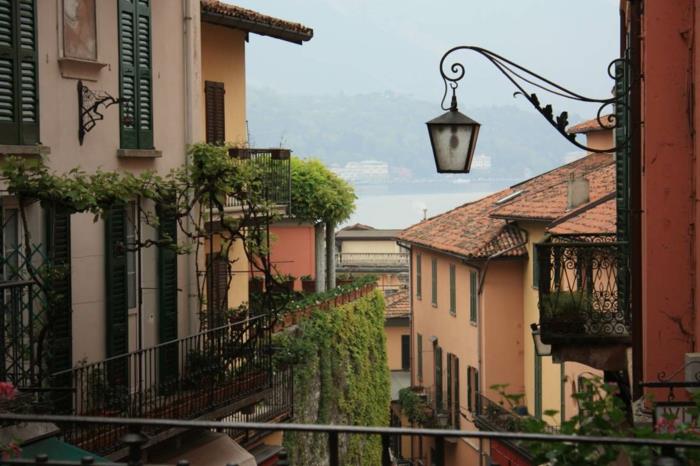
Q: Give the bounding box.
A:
[398,153,614,260]
[567,115,616,134]
[201,1,313,44]
[548,195,617,235]
[491,163,616,222]
[385,289,410,319]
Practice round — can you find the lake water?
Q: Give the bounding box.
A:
[342,190,493,230]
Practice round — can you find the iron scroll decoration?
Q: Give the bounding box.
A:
[77,80,125,145]
[438,46,629,154]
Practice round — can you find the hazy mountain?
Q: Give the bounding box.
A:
[247,88,582,189]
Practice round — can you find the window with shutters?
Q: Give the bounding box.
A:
[415,253,422,299]
[118,0,153,149]
[431,257,437,306]
[105,205,129,361]
[532,245,539,289]
[449,264,456,315]
[205,81,225,145]
[0,0,39,145]
[206,253,229,328]
[401,334,410,370]
[469,270,478,324]
[433,343,442,410]
[446,352,452,420]
[417,333,423,382]
[467,365,479,413]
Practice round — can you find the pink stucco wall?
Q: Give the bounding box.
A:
[641,0,696,385]
[267,222,316,290]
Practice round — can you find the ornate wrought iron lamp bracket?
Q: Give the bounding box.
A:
[639,360,700,401]
[78,80,125,146]
[438,46,629,153]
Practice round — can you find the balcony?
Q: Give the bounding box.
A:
[536,234,630,346]
[46,315,286,455]
[223,148,291,213]
[335,252,409,272]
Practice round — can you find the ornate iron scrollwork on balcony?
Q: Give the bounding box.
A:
[536,234,630,345]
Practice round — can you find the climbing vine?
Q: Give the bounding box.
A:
[275,288,391,466]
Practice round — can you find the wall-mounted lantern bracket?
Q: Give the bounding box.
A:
[78,80,124,145]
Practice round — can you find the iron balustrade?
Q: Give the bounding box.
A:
[0,281,38,387]
[475,393,558,435]
[48,315,275,455]
[0,414,697,466]
[335,252,409,268]
[226,148,291,210]
[536,234,630,344]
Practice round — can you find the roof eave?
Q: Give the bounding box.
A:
[201,10,313,44]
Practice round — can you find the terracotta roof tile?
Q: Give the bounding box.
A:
[491,163,616,222]
[398,153,614,259]
[567,115,616,134]
[384,289,410,319]
[549,196,617,235]
[201,1,313,43]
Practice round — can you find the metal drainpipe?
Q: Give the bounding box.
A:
[182,0,198,335]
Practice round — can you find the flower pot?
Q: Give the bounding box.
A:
[301,279,316,293]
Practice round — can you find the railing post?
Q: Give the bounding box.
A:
[122,426,147,466]
[381,433,391,466]
[435,435,445,466]
[328,431,339,466]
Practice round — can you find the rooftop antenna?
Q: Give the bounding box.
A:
[422,208,428,220]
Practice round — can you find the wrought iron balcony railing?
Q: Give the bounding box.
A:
[0,414,696,466]
[536,234,630,345]
[226,148,291,210]
[335,252,409,268]
[48,315,276,455]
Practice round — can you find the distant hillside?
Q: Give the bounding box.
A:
[247,88,581,184]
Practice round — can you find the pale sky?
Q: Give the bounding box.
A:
[237,0,619,113]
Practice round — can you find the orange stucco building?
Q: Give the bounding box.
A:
[399,137,616,464]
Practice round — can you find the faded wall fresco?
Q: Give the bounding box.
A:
[63,0,97,60]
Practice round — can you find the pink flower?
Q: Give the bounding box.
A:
[0,382,17,400]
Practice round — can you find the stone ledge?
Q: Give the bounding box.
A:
[117,148,162,158]
[58,57,108,82]
[0,144,50,156]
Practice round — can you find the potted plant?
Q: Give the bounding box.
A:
[336,273,354,286]
[539,291,589,338]
[301,274,316,293]
[274,273,296,292]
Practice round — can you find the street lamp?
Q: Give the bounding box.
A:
[426,90,480,173]
[530,323,551,357]
[427,46,627,173]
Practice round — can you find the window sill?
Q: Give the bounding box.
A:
[469,321,478,327]
[449,311,456,317]
[0,144,50,156]
[58,57,108,82]
[117,148,162,159]
[431,303,438,308]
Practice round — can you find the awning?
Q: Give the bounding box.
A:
[152,431,256,466]
[20,437,108,463]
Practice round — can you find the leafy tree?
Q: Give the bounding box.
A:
[290,157,356,225]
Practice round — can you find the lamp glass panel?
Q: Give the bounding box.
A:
[431,124,473,171]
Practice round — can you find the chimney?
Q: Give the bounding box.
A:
[567,172,589,209]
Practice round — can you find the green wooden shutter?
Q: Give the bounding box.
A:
[0,0,38,145]
[205,81,225,144]
[415,253,421,298]
[119,0,152,149]
[401,334,410,370]
[206,253,229,328]
[469,271,477,323]
[434,344,442,410]
[449,264,456,315]
[105,206,129,359]
[454,357,460,428]
[534,353,543,419]
[466,366,472,412]
[157,203,178,385]
[446,353,452,423]
[46,203,72,412]
[417,333,422,382]
[431,258,437,306]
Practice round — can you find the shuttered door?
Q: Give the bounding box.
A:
[205,81,225,144]
[0,0,38,145]
[105,206,129,385]
[446,353,452,424]
[46,203,72,412]
[157,203,178,386]
[118,0,152,149]
[434,345,442,410]
[206,253,229,328]
[453,357,460,428]
[401,334,410,370]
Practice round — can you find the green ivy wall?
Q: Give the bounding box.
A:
[275,290,391,465]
